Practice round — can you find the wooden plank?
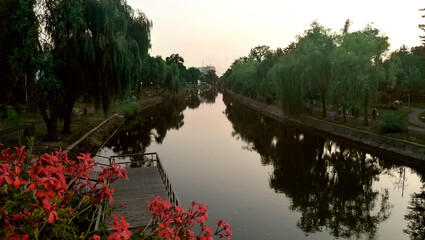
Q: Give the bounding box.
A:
[108,167,169,229]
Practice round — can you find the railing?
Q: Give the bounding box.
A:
[110,152,181,206]
[155,154,181,206]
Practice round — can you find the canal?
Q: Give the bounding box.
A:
[98,91,425,239]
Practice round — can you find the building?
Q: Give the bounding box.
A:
[198,65,216,75]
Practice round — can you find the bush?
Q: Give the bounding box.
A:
[378,112,407,134]
[0,144,130,239]
[121,101,141,118]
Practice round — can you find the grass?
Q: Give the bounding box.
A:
[1,101,141,153]
[299,105,425,145]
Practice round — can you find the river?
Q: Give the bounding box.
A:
[98,91,425,239]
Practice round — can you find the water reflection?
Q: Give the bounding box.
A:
[104,96,187,154]
[405,183,425,239]
[223,93,400,239]
[104,90,218,155]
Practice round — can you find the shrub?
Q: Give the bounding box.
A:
[0,144,130,239]
[121,101,141,118]
[378,112,407,134]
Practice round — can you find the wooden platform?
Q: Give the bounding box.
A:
[109,167,169,229]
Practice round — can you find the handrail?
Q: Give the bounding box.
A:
[155,153,181,206]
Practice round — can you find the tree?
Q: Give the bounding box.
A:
[35,52,62,140]
[0,0,39,106]
[249,45,271,62]
[332,26,388,126]
[420,8,425,45]
[186,67,201,84]
[293,21,335,118]
[205,69,218,84]
[44,0,90,133]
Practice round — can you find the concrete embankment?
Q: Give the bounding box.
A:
[68,96,165,155]
[227,91,425,167]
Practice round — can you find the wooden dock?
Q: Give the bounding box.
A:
[109,167,169,228]
[101,153,180,229]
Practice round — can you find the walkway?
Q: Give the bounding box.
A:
[109,167,168,229]
[407,107,425,134]
[103,153,180,229]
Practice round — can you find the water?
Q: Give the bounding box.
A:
[98,91,425,239]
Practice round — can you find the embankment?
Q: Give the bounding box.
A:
[226,91,425,167]
[67,95,165,155]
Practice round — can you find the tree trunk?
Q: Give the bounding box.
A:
[321,96,326,118]
[363,91,369,126]
[62,104,73,134]
[40,105,58,141]
[62,94,75,134]
[342,104,347,122]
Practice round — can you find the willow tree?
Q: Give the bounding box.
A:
[332,26,388,126]
[44,0,89,134]
[0,0,39,105]
[420,8,425,45]
[294,21,335,118]
[269,53,305,116]
[84,0,151,116]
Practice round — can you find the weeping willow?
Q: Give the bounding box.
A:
[37,0,152,138]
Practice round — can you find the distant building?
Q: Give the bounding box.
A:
[198,65,216,75]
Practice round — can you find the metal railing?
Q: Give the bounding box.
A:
[156,154,181,206]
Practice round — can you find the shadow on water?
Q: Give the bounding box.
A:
[222,93,425,239]
[103,90,218,155]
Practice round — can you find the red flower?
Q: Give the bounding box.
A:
[92,234,101,240]
[0,163,13,185]
[109,214,132,240]
[48,211,58,224]
[158,219,175,240]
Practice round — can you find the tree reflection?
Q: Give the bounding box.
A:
[404,169,425,240]
[223,93,392,239]
[199,88,218,104]
[104,96,190,154]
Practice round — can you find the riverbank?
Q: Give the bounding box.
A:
[226,91,425,166]
[25,95,166,155]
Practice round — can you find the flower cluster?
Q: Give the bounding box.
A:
[145,195,232,240]
[0,144,130,239]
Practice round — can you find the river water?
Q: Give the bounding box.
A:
[98,91,425,239]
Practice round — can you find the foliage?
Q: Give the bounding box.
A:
[420,8,425,45]
[121,101,142,118]
[0,144,130,239]
[5,110,22,146]
[0,0,38,105]
[404,188,425,239]
[223,20,392,123]
[141,195,232,240]
[378,112,407,134]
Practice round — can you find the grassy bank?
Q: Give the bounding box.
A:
[0,89,167,153]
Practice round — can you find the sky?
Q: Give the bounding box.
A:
[126,0,424,75]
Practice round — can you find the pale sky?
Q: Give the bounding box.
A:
[126,0,424,75]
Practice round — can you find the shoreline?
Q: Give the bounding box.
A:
[225,91,425,167]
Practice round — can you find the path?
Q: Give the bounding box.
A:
[407,107,425,134]
[109,167,169,229]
